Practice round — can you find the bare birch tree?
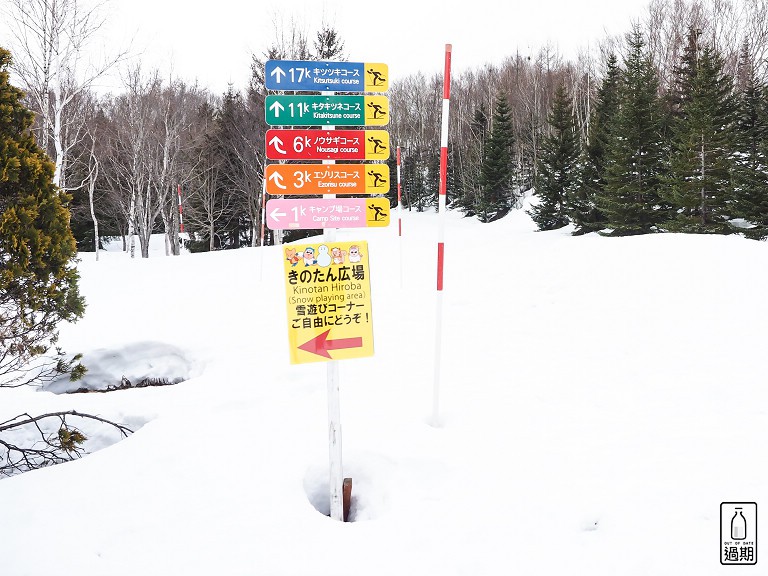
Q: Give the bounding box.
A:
[2,0,126,189]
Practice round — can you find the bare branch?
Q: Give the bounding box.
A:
[0,410,133,477]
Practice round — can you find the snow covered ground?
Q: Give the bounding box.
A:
[2,203,767,575]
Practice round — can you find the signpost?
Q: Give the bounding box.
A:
[281,240,374,365]
[266,129,390,161]
[266,197,390,230]
[265,57,389,523]
[266,95,389,126]
[266,60,388,92]
[265,163,390,195]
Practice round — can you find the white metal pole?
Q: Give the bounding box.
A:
[323,91,344,522]
[432,44,452,427]
[325,222,342,521]
[327,340,343,521]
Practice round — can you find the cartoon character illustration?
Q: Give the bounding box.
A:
[348,244,363,263]
[285,247,301,267]
[316,245,332,267]
[331,246,347,265]
[302,246,317,266]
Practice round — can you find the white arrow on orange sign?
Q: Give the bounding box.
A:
[268,171,287,189]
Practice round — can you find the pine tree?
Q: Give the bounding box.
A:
[0,47,84,385]
[478,91,516,223]
[598,26,667,236]
[571,52,620,234]
[732,43,768,239]
[529,81,579,231]
[313,25,346,60]
[667,27,703,121]
[663,41,736,234]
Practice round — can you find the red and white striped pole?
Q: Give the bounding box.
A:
[397,146,403,287]
[259,178,267,247]
[259,178,267,281]
[397,146,402,237]
[177,184,184,233]
[432,44,451,427]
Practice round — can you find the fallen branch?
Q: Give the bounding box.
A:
[0,410,133,477]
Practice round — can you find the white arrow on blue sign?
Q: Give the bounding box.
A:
[265,60,388,93]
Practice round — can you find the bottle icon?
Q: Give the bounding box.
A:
[731,508,747,540]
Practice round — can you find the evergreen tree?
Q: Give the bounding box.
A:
[732,43,768,239]
[478,90,516,222]
[313,25,346,60]
[663,41,736,234]
[599,26,667,235]
[571,52,620,234]
[529,81,579,231]
[666,27,703,122]
[0,47,84,385]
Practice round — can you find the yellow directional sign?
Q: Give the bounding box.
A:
[282,240,374,364]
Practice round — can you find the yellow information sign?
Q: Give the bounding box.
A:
[282,240,374,364]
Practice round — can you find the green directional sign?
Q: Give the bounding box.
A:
[266,95,389,126]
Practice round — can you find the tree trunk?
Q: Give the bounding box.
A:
[127,191,137,258]
[88,156,99,261]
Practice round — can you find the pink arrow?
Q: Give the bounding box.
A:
[298,329,363,359]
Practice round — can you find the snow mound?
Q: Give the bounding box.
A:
[43,341,197,393]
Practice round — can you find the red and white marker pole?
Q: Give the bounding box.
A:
[177,184,184,234]
[397,146,403,237]
[397,146,403,287]
[432,44,451,426]
[260,178,267,247]
[259,178,267,281]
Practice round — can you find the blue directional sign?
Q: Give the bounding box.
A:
[265,60,388,93]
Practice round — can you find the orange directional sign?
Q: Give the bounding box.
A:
[282,240,374,364]
[266,164,390,195]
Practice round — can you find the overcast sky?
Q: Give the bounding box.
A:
[3,0,653,95]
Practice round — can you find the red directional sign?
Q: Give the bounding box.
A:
[266,129,390,161]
